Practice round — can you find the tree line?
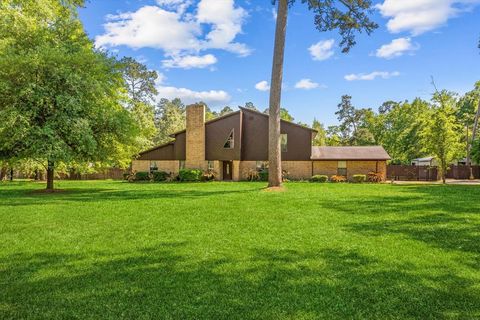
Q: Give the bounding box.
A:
[1,0,478,189]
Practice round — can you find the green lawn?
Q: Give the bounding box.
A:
[1,180,479,319]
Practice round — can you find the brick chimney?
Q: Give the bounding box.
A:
[185,104,206,169]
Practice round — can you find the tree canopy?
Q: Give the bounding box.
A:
[0,0,139,189]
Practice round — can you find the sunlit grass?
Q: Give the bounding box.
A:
[1,180,479,319]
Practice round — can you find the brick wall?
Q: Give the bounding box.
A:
[132,160,180,174]
[131,160,150,172]
[233,160,241,181]
[312,161,338,177]
[185,104,206,169]
[313,160,387,181]
[239,161,257,180]
[347,161,386,181]
[282,161,312,180]
[213,160,223,181]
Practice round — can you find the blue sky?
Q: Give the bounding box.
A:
[79,0,480,126]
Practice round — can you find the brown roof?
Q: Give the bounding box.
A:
[311,146,391,160]
[138,141,174,155]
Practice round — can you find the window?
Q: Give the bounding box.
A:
[256,161,268,171]
[207,161,214,170]
[223,129,234,149]
[150,161,158,172]
[281,134,288,152]
[337,161,347,176]
[179,160,185,170]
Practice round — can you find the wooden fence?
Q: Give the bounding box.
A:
[445,165,480,180]
[387,165,438,181]
[387,165,480,181]
[58,168,126,180]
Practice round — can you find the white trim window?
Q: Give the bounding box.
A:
[256,161,268,171]
[150,161,158,172]
[207,161,214,171]
[281,134,288,152]
[223,129,234,149]
[337,161,347,176]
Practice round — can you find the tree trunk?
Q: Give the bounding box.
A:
[46,160,54,191]
[268,0,288,188]
[466,126,470,165]
[0,165,6,181]
[472,99,480,151]
[9,168,13,182]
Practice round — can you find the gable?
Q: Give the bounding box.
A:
[240,108,314,161]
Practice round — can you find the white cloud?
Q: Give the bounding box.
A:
[95,0,250,68]
[155,72,230,105]
[156,86,230,104]
[345,71,400,81]
[271,8,277,20]
[375,37,419,59]
[162,54,217,69]
[197,0,251,56]
[294,79,321,90]
[308,39,335,61]
[255,80,270,91]
[376,0,480,35]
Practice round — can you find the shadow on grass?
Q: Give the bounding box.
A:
[0,184,262,207]
[1,244,478,319]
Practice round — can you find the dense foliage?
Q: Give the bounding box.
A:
[0,0,139,189]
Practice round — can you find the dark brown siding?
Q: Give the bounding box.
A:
[205,112,241,160]
[174,132,186,160]
[138,144,175,160]
[241,109,312,161]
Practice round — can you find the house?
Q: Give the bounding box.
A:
[411,157,437,166]
[132,104,391,181]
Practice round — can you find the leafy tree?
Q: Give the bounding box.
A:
[325,126,343,146]
[0,0,138,190]
[120,57,158,150]
[312,119,326,146]
[420,90,463,183]
[268,0,378,187]
[457,81,480,165]
[219,106,234,116]
[243,102,258,111]
[334,95,375,145]
[155,98,186,144]
[120,57,158,104]
[378,99,429,163]
[378,101,399,114]
[471,139,480,164]
[263,108,294,121]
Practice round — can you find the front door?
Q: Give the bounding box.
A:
[223,161,232,180]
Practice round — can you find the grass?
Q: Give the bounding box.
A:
[1,180,479,319]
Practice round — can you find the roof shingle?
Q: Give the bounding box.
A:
[311,146,391,160]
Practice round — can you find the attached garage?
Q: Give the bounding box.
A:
[311,146,390,181]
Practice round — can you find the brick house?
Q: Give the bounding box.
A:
[132,104,391,181]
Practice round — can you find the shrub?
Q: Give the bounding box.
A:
[310,175,328,183]
[152,171,169,182]
[330,175,347,183]
[352,174,366,183]
[245,169,260,181]
[367,171,383,183]
[258,170,268,181]
[179,169,202,182]
[135,171,150,181]
[202,169,217,181]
